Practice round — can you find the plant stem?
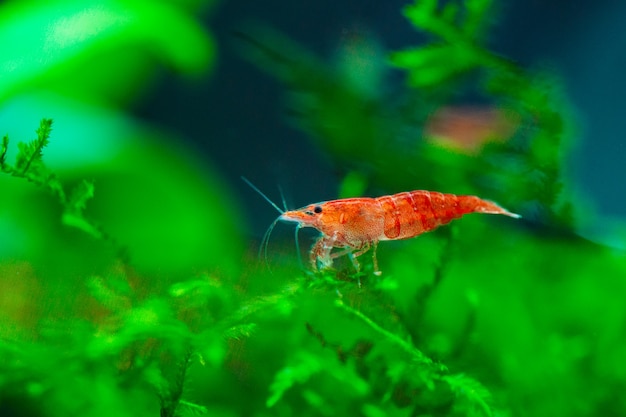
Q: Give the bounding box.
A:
[334,299,447,373]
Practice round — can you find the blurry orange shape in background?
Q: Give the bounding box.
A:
[424,106,521,154]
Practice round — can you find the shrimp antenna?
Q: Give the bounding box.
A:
[277,184,289,213]
[273,183,302,268]
[260,216,281,272]
[241,176,284,214]
[241,176,286,273]
[294,224,303,269]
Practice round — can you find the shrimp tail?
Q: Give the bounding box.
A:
[457,195,521,218]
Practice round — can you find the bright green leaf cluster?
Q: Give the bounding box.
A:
[14,119,51,175]
[389,0,496,87]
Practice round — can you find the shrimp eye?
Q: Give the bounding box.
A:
[314,205,323,214]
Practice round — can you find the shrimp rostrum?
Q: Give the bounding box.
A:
[244,179,520,276]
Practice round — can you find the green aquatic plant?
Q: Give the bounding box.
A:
[240,0,573,229]
[1,119,103,239]
[2,122,625,416]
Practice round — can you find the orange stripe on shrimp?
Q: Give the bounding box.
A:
[243,178,520,276]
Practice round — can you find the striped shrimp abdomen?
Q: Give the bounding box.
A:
[376,191,518,241]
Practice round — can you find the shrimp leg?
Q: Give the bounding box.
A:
[312,233,367,272]
[311,234,339,270]
[346,241,381,276]
[345,241,370,272]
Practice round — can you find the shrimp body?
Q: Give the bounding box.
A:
[280,190,519,274]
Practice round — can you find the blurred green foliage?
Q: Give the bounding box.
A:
[0,0,242,277]
[0,0,214,104]
[1,1,626,417]
[1,119,102,239]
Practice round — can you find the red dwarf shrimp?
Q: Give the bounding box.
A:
[243,178,520,276]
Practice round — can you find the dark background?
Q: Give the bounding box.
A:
[136,0,626,238]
